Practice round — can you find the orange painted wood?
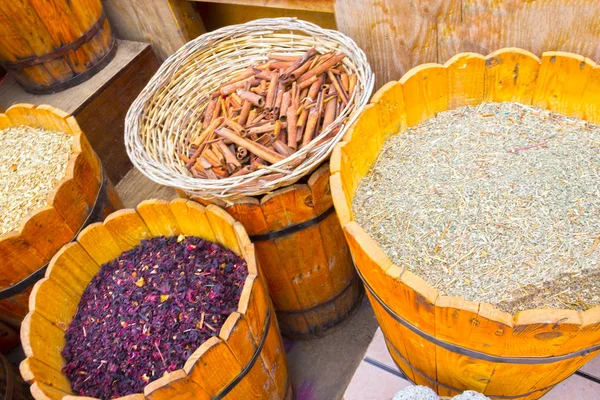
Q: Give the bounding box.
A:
[0,104,122,326]
[330,49,600,399]
[0,0,114,93]
[188,164,362,339]
[21,199,290,400]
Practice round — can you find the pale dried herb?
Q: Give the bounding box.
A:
[0,126,72,235]
[62,235,248,399]
[353,102,600,313]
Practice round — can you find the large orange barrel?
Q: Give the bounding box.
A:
[331,49,600,399]
[0,0,116,94]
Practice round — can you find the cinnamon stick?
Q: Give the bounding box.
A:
[216,128,285,164]
[348,74,357,99]
[280,48,317,81]
[328,70,349,105]
[264,74,279,111]
[237,89,265,107]
[238,100,252,126]
[279,91,291,122]
[297,52,346,84]
[273,140,294,157]
[215,140,242,169]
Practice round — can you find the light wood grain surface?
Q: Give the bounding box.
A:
[334,0,600,88]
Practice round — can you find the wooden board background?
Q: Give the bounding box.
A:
[334,0,600,88]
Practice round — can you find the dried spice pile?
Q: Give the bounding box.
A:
[0,126,72,235]
[353,102,600,313]
[62,235,248,399]
[179,48,355,179]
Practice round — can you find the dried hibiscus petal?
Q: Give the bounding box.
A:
[62,236,248,399]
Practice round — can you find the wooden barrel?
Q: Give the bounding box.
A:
[185,164,363,339]
[20,199,293,400]
[330,48,600,399]
[0,104,123,327]
[0,0,116,94]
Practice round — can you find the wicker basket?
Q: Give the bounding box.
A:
[125,17,373,200]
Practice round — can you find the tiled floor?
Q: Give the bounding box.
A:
[344,329,600,400]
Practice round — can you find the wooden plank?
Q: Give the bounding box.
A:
[226,198,305,315]
[483,48,540,104]
[20,357,72,392]
[76,222,122,265]
[28,277,77,331]
[581,64,600,125]
[219,312,279,399]
[338,105,382,197]
[194,2,336,32]
[136,199,182,238]
[189,0,334,13]
[369,81,407,138]
[334,0,459,89]
[45,242,100,299]
[400,63,448,127]
[103,0,205,60]
[434,297,492,396]
[335,0,600,89]
[206,204,242,255]
[444,53,486,109]
[484,309,581,396]
[19,206,74,261]
[21,312,66,372]
[532,51,595,118]
[103,209,152,251]
[169,199,217,243]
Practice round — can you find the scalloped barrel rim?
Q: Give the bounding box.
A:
[0,104,122,325]
[19,198,290,400]
[330,47,600,398]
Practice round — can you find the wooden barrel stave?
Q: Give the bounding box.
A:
[213,164,363,339]
[0,104,122,325]
[331,48,600,399]
[21,199,291,400]
[0,0,114,93]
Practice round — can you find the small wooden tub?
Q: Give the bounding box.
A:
[0,0,116,94]
[330,48,600,399]
[185,164,363,339]
[0,104,122,327]
[20,199,292,400]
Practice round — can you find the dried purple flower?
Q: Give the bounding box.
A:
[62,236,248,399]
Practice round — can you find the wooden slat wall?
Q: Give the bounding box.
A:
[103,0,206,60]
[334,0,600,88]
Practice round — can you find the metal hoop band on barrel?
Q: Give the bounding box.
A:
[249,205,336,242]
[214,306,272,399]
[383,337,559,399]
[354,266,600,364]
[2,12,109,69]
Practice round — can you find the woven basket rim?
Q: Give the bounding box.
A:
[125,17,374,200]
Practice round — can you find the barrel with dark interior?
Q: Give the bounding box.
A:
[0,0,116,94]
[331,49,600,399]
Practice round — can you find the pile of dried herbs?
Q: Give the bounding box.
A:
[62,235,248,399]
[0,126,72,235]
[353,102,600,313]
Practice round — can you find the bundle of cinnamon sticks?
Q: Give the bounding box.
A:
[179,48,355,179]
